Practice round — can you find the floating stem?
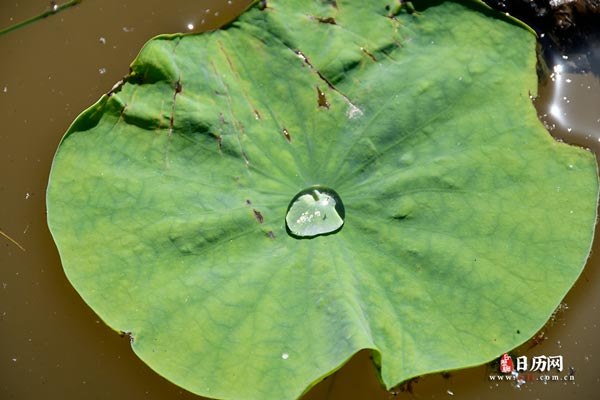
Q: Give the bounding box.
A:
[0,229,26,251]
[0,0,82,36]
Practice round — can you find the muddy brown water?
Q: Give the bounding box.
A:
[1,1,599,399]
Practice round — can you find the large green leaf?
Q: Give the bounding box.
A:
[46,0,598,399]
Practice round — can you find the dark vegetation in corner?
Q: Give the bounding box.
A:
[483,0,600,75]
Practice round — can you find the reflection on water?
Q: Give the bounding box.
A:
[1,1,599,399]
[537,54,600,154]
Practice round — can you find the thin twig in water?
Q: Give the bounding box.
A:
[0,0,82,36]
[0,229,26,252]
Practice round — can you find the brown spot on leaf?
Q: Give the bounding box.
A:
[315,16,336,24]
[317,86,330,109]
[282,127,291,142]
[360,47,377,62]
[294,49,361,116]
[267,231,275,239]
[253,209,264,223]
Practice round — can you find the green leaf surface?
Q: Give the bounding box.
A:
[47,0,598,399]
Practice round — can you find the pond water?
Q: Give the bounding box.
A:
[1,1,598,399]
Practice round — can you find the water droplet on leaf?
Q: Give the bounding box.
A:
[285,186,345,238]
